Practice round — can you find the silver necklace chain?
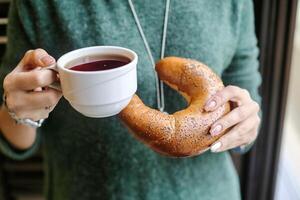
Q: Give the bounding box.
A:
[128,0,170,112]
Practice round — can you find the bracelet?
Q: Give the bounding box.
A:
[2,93,44,128]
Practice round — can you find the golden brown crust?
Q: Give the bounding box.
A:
[119,57,230,157]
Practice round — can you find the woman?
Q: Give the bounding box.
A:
[0,0,261,199]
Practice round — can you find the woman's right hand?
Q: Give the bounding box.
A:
[3,48,62,121]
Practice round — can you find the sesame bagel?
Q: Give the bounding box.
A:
[119,57,230,157]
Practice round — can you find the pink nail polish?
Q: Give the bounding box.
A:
[211,124,222,136]
[206,100,216,110]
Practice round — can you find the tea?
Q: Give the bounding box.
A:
[51,46,138,118]
[67,55,131,72]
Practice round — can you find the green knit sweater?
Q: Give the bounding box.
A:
[0,0,261,199]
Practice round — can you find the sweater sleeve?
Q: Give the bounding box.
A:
[221,0,262,154]
[0,0,41,160]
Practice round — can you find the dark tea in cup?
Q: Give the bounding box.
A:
[67,55,131,72]
[46,46,138,118]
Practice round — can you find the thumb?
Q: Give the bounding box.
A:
[16,48,56,72]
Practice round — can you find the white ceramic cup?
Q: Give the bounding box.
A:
[46,46,138,118]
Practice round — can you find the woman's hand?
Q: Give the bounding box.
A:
[204,85,261,152]
[3,48,62,121]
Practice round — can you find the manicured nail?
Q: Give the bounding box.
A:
[210,142,222,152]
[33,87,42,92]
[41,56,55,65]
[205,100,216,110]
[210,124,222,136]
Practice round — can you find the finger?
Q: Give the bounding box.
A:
[205,85,251,111]
[25,88,62,110]
[6,88,62,113]
[16,49,55,71]
[210,115,260,153]
[12,68,58,90]
[210,102,260,136]
[32,67,43,92]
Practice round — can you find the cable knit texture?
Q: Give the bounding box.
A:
[0,0,261,199]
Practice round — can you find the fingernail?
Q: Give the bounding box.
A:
[55,74,60,81]
[41,56,55,65]
[210,142,222,153]
[205,100,216,110]
[33,87,43,92]
[210,124,222,136]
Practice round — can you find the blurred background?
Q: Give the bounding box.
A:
[0,0,299,200]
[275,2,300,199]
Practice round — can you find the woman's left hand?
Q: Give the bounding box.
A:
[204,85,261,153]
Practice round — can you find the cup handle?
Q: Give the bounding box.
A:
[45,64,62,91]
